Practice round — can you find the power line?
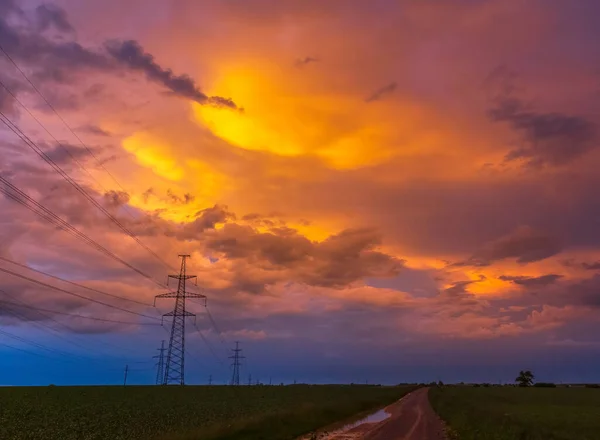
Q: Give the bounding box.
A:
[0,44,173,274]
[0,266,160,321]
[0,44,134,199]
[0,296,161,364]
[0,286,165,363]
[0,342,48,358]
[1,299,95,357]
[0,169,163,287]
[0,256,152,307]
[0,299,160,326]
[0,85,172,271]
[205,305,227,345]
[193,322,225,365]
[0,328,85,359]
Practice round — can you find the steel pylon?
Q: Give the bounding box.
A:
[155,255,206,385]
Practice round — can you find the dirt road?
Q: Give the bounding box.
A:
[325,388,446,440]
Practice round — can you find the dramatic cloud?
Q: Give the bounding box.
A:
[486,67,598,167]
[104,40,238,109]
[0,3,238,108]
[499,274,563,288]
[44,143,92,165]
[3,0,600,384]
[459,226,563,267]
[35,4,74,33]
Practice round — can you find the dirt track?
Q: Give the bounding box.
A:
[326,388,447,440]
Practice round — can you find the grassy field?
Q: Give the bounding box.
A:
[430,386,600,440]
[0,384,413,440]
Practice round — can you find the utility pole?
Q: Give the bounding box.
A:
[208,375,212,385]
[269,377,272,386]
[155,255,206,385]
[229,341,244,386]
[123,364,129,386]
[153,340,166,385]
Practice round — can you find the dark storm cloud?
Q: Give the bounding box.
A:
[456,226,563,267]
[78,124,111,137]
[562,259,600,271]
[0,3,239,108]
[104,40,238,109]
[511,274,600,311]
[192,204,235,229]
[443,279,478,296]
[204,225,404,289]
[166,189,195,205]
[44,142,91,164]
[103,190,130,208]
[365,82,397,103]
[35,4,74,33]
[499,274,563,288]
[582,261,600,270]
[486,68,598,168]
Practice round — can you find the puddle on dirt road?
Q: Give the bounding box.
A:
[299,406,392,440]
[344,408,390,427]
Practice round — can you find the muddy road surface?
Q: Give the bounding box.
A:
[323,388,446,440]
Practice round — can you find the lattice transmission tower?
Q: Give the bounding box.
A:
[155,255,206,385]
[153,340,166,385]
[229,341,244,386]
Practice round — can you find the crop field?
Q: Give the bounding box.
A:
[0,384,413,440]
[429,386,600,440]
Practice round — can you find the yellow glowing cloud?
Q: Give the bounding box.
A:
[122,132,184,181]
[114,132,233,223]
[191,64,405,169]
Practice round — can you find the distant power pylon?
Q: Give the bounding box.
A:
[155,255,206,385]
[248,373,252,386]
[229,341,245,386]
[153,340,166,385]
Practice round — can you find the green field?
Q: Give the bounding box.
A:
[430,386,600,440]
[0,385,413,440]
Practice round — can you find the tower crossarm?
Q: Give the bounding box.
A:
[154,291,206,306]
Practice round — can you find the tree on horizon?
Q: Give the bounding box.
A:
[516,370,534,387]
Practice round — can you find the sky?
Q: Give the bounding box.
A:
[1,0,600,386]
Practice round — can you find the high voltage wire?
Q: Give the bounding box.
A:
[0,45,172,274]
[0,78,173,272]
[190,285,226,344]
[0,266,160,321]
[0,342,48,358]
[1,299,106,358]
[0,328,85,360]
[0,49,224,380]
[0,256,152,307]
[0,169,163,287]
[0,289,161,363]
[193,321,226,366]
[0,45,132,198]
[205,306,227,344]
[0,299,160,326]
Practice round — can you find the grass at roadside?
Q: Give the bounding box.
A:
[0,385,414,440]
[429,386,600,440]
